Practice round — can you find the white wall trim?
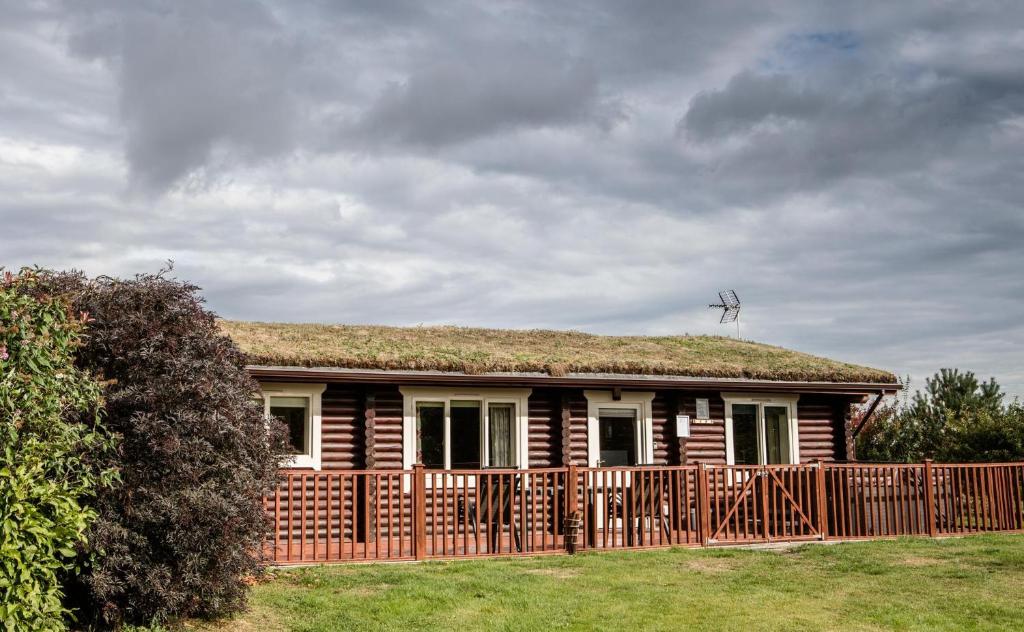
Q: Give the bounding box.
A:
[584,390,656,467]
[721,392,800,465]
[399,386,532,470]
[260,382,327,470]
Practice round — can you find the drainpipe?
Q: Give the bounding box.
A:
[851,391,886,441]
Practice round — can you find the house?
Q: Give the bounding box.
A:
[220,321,1024,562]
[223,320,899,474]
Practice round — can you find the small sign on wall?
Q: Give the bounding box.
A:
[695,398,710,421]
[675,414,691,438]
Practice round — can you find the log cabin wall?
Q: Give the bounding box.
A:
[368,386,404,470]
[299,383,860,470]
[320,385,365,469]
[559,389,722,466]
[527,389,561,468]
[674,392,728,465]
[667,393,855,465]
[565,390,589,465]
[652,393,673,465]
[797,394,849,463]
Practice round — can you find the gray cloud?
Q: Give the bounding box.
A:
[681,72,827,141]
[64,0,298,193]
[353,44,611,148]
[2,0,1023,397]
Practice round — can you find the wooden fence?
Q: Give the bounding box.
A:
[264,461,1024,564]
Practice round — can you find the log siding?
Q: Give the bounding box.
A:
[527,389,561,468]
[369,387,404,471]
[278,383,864,471]
[320,385,365,469]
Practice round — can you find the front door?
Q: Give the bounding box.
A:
[598,410,636,467]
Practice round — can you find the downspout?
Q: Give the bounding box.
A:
[851,391,885,440]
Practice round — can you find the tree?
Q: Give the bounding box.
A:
[0,269,115,630]
[937,403,1024,463]
[857,369,1019,463]
[38,269,287,627]
[908,369,1003,459]
[856,378,917,463]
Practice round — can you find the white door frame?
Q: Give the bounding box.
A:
[721,393,800,466]
[584,390,656,468]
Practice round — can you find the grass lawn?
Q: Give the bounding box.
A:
[196,534,1024,631]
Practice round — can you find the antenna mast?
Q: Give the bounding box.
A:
[709,290,741,338]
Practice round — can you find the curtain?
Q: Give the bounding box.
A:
[488,404,513,467]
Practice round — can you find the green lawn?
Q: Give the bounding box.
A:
[198,535,1024,631]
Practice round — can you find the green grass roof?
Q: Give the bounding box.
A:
[220,320,896,384]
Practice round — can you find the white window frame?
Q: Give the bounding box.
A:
[722,393,800,466]
[584,390,656,467]
[261,382,326,470]
[400,387,532,470]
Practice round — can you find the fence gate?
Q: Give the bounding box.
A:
[704,465,824,544]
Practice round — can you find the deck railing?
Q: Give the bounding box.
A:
[264,461,1024,564]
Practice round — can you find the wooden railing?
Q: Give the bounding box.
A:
[576,466,702,550]
[421,468,568,558]
[266,470,414,563]
[264,461,1024,564]
[703,464,825,544]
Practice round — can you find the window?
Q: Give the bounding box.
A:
[261,383,326,470]
[584,391,655,467]
[270,396,309,455]
[723,394,800,466]
[450,400,482,468]
[401,387,532,470]
[488,403,514,468]
[764,405,791,464]
[598,408,637,466]
[417,402,444,468]
[731,404,758,465]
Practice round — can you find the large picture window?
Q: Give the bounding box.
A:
[723,394,800,466]
[261,383,326,470]
[402,388,532,470]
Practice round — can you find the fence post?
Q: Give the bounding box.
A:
[697,463,711,547]
[566,464,579,516]
[413,463,426,560]
[814,460,828,540]
[1016,463,1024,530]
[924,459,937,537]
[565,464,578,552]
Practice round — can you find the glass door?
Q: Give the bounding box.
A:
[598,409,636,466]
[731,404,759,466]
[763,405,790,465]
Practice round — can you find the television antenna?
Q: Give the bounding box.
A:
[709,290,741,338]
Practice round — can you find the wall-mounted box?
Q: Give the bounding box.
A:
[695,398,710,421]
[675,414,691,438]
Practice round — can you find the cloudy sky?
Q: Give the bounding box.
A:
[2,1,1022,397]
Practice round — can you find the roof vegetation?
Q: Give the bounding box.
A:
[219,321,897,384]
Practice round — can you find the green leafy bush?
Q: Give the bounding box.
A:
[858,369,1023,463]
[40,270,287,628]
[938,403,1024,463]
[0,269,115,630]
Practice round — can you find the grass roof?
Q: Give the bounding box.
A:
[219,321,896,384]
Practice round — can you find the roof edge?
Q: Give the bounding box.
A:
[247,365,900,395]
